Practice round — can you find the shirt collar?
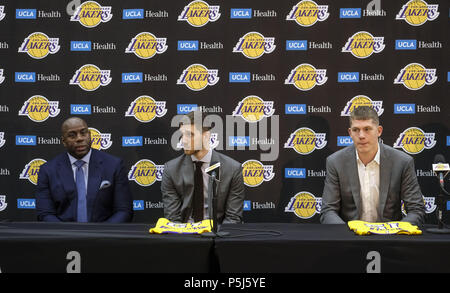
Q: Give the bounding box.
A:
[191,148,212,164]
[68,149,92,166]
[356,143,380,165]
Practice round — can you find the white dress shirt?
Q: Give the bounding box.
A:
[356,144,380,222]
[190,148,212,222]
[67,149,92,188]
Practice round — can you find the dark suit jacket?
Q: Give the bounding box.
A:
[321,143,425,225]
[161,150,245,224]
[36,149,133,223]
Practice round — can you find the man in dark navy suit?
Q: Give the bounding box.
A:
[36,117,133,222]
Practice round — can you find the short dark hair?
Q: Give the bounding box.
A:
[180,110,212,132]
[349,106,379,126]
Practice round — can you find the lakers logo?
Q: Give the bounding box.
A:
[284,127,327,155]
[128,159,164,187]
[394,63,437,90]
[396,0,439,26]
[89,127,112,150]
[178,0,220,27]
[177,64,219,91]
[20,158,46,185]
[232,96,275,123]
[285,192,321,219]
[18,96,60,122]
[285,63,327,91]
[125,32,168,59]
[0,6,5,22]
[18,32,60,59]
[341,95,384,117]
[233,32,276,59]
[0,132,5,148]
[0,195,6,212]
[286,0,329,27]
[242,160,274,187]
[342,31,385,59]
[70,64,112,91]
[71,1,112,28]
[394,127,436,154]
[402,196,436,216]
[125,96,167,123]
[176,133,219,150]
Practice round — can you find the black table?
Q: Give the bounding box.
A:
[1,222,449,273]
[217,223,450,273]
[0,222,214,273]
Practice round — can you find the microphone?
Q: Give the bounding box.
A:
[205,161,220,182]
[432,154,449,189]
[427,154,450,234]
[201,160,229,237]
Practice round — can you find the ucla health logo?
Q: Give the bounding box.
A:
[233,32,276,59]
[177,64,219,91]
[0,69,4,84]
[20,158,46,185]
[125,32,167,59]
[70,64,112,91]
[394,63,437,90]
[242,160,274,187]
[341,95,384,117]
[71,1,112,28]
[18,32,60,59]
[232,96,274,123]
[125,96,167,123]
[128,159,164,187]
[394,127,436,154]
[286,1,329,27]
[396,0,439,26]
[342,31,385,58]
[18,96,60,122]
[178,0,220,27]
[284,127,327,155]
[89,127,112,150]
[285,191,321,219]
[285,63,327,91]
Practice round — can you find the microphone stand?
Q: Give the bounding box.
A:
[427,175,450,234]
[201,172,230,238]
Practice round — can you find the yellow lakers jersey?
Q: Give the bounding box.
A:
[149,218,213,234]
[348,220,422,235]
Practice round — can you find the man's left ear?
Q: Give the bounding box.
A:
[377,125,383,137]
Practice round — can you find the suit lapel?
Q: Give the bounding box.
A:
[87,150,102,221]
[57,154,76,199]
[378,143,392,218]
[345,146,362,214]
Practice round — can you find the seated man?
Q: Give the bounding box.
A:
[36,117,133,222]
[321,106,425,225]
[162,111,245,224]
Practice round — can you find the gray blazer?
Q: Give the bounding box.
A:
[161,150,245,224]
[321,143,425,225]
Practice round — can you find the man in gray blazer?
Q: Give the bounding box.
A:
[162,111,245,224]
[321,106,425,225]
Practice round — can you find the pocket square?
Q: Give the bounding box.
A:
[99,180,111,190]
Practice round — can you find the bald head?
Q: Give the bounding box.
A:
[61,117,88,134]
[61,117,92,159]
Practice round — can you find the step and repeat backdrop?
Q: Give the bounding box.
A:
[0,0,448,223]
